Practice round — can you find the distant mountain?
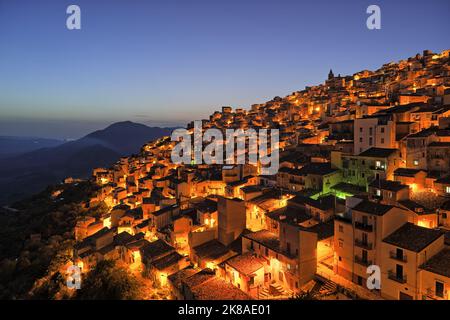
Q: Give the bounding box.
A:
[0,121,174,205]
[0,136,64,158]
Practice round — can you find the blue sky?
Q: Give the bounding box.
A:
[0,0,449,139]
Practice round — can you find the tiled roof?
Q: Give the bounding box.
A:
[193,240,232,260]
[225,252,265,276]
[242,230,280,253]
[368,179,409,192]
[420,249,450,278]
[383,223,443,252]
[358,147,398,158]
[352,200,394,216]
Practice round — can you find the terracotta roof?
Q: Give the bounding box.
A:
[420,249,450,278]
[242,230,280,253]
[225,252,265,276]
[193,240,232,260]
[358,147,398,158]
[353,200,394,216]
[383,223,444,252]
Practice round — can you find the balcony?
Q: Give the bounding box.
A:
[355,239,373,250]
[389,251,407,262]
[388,271,407,284]
[355,221,373,232]
[426,288,447,300]
[369,165,386,171]
[354,255,372,267]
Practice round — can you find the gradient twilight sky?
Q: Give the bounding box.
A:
[0,0,449,139]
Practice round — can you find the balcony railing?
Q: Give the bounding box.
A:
[354,255,372,267]
[369,165,386,171]
[355,221,373,232]
[426,288,447,300]
[388,271,407,284]
[389,251,407,262]
[355,239,373,250]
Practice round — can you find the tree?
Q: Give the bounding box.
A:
[76,260,142,300]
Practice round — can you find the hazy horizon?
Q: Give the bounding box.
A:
[1,0,449,139]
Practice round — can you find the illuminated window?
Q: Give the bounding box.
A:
[414,160,419,166]
[446,186,450,194]
[376,189,381,196]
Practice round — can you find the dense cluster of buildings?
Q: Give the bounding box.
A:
[72,49,450,300]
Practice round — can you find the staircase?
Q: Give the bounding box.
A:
[258,282,294,300]
[310,278,337,296]
[258,287,270,299]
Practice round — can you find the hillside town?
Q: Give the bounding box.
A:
[70,49,450,300]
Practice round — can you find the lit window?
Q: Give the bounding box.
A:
[414,160,419,166]
[376,189,381,196]
[446,186,450,194]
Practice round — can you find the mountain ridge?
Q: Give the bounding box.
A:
[0,121,174,205]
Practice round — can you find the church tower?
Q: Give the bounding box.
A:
[328,69,334,80]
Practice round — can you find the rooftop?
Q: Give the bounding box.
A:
[420,249,450,278]
[242,230,280,253]
[394,168,425,177]
[151,251,184,271]
[140,239,175,261]
[358,147,398,158]
[225,252,265,276]
[368,179,409,192]
[352,200,394,216]
[383,223,443,252]
[193,239,233,260]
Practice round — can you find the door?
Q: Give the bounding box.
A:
[399,292,413,300]
[396,264,403,279]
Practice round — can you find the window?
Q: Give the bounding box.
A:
[362,250,368,262]
[435,281,444,298]
[376,189,381,196]
[381,127,385,133]
[339,225,344,233]
[381,138,385,144]
[375,160,381,168]
[446,186,450,194]
[396,264,404,279]
[362,233,368,244]
[369,137,373,145]
[369,128,373,135]
[338,256,342,261]
[360,137,363,143]
[360,127,363,133]
[413,160,419,166]
[338,240,343,248]
[396,248,403,260]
